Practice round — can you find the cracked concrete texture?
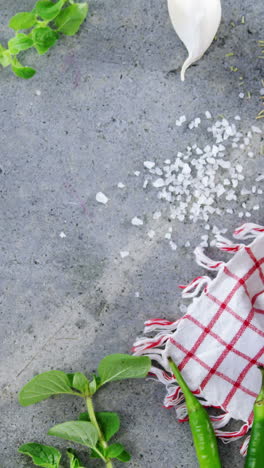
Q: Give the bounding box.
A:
[0,0,263,466]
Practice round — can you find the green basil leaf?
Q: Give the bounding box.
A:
[97,354,151,385]
[11,63,36,79]
[79,412,120,441]
[8,33,33,54]
[32,26,58,55]
[66,448,84,468]
[9,12,37,31]
[72,372,90,394]
[18,442,61,468]
[36,0,65,22]
[48,421,98,449]
[88,375,98,395]
[54,3,88,36]
[115,449,131,462]
[18,370,76,406]
[106,443,125,459]
[0,49,12,68]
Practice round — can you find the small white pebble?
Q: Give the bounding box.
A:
[148,230,155,239]
[59,232,66,238]
[131,217,143,226]
[117,182,125,189]
[144,161,155,169]
[120,251,130,258]
[96,192,109,204]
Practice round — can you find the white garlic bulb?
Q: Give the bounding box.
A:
[167,0,222,81]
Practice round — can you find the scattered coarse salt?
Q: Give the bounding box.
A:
[120,251,130,258]
[131,217,143,226]
[169,241,177,251]
[117,182,125,188]
[96,192,109,204]
[148,230,155,239]
[144,161,155,169]
[59,232,66,238]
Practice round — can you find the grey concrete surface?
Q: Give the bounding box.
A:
[0,0,263,467]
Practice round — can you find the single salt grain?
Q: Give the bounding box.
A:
[185,241,191,247]
[144,161,155,169]
[238,212,244,218]
[180,304,187,314]
[135,291,140,298]
[165,233,171,240]
[96,192,109,204]
[239,92,244,99]
[134,171,140,176]
[165,159,171,164]
[35,90,41,96]
[234,115,241,120]
[253,205,260,210]
[204,224,210,230]
[245,212,251,218]
[248,152,254,158]
[251,125,262,134]
[205,111,212,119]
[59,232,66,238]
[120,251,130,258]
[131,217,143,226]
[148,230,156,239]
[153,178,165,188]
[170,241,177,250]
[256,174,264,182]
[153,211,161,219]
[117,182,125,188]
[143,179,149,189]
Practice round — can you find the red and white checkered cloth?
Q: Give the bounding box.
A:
[133,223,264,453]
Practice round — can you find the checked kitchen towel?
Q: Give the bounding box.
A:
[133,223,264,452]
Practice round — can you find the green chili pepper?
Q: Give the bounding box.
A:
[244,366,264,468]
[168,358,221,468]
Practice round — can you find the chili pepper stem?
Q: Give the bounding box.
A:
[168,358,221,468]
[244,367,264,468]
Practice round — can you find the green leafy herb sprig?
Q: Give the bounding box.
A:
[18,354,151,467]
[0,0,88,79]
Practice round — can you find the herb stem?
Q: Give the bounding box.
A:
[86,396,113,468]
